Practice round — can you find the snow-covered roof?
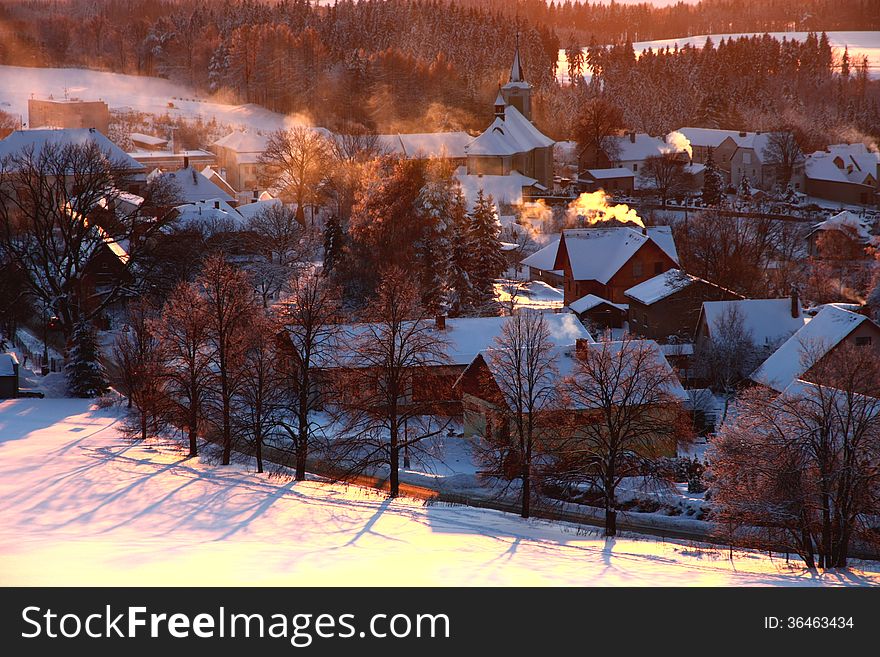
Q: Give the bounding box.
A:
[212,130,269,153]
[700,298,807,348]
[807,210,875,244]
[569,294,628,314]
[611,133,680,162]
[465,105,553,157]
[751,304,873,392]
[171,199,246,233]
[326,313,593,368]
[675,127,769,151]
[455,169,541,210]
[0,128,144,171]
[236,198,283,221]
[558,226,679,285]
[160,166,235,204]
[520,238,561,272]
[381,132,472,159]
[805,143,880,186]
[584,168,636,180]
[129,132,168,147]
[625,270,700,305]
[0,352,19,377]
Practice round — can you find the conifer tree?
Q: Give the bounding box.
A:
[447,190,475,316]
[66,319,109,398]
[322,213,344,277]
[738,174,752,198]
[468,190,505,313]
[701,147,724,206]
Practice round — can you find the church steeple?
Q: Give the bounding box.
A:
[500,34,532,120]
[494,88,506,119]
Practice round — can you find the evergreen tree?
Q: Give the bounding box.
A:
[65,319,109,398]
[447,190,475,316]
[738,174,752,198]
[467,190,505,313]
[322,213,344,277]
[415,162,457,314]
[701,147,724,206]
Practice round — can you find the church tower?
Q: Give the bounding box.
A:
[500,35,532,120]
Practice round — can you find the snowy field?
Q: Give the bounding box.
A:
[0,65,307,132]
[1,397,878,587]
[558,31,880,82]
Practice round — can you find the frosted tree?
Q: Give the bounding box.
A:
[467,190,505,314]
[415,161,457,314]
[738,174,752,199]
[701,148,724,206]
[322,213,344,277]
[66,319,109,398]
[446,190,474,316]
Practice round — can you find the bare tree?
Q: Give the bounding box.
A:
[259,126,331,223]
[471,313,560,518]
[234,311,285,474]
[0,140,179,339]
[155,282,211,457]
[198,256,258,465]
[113,299,167,441]
[277,271,340,481]
[559,338,688,536]
[710,343,880,569]
[694,304,759,420]
[761,130,804,187]
[573,97,624,169]
[640,153,691,206]
[329,266,450,497]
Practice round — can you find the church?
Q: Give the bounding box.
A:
[464,42,555,190]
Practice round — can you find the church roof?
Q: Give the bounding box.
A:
[510,42,525,82]
[465,105,553,157]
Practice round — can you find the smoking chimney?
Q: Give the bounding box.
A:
[790,286,800,318]
[435,315,447,330]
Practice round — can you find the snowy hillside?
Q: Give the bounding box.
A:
[0,65,309,132]
[0,396,877,586]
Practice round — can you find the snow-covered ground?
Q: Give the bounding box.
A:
[558,31,880,82]
[1,396,877,586]
[0,65,309,132]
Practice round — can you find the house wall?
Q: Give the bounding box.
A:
[581,176,634,194]
[805,177,877,206]
[805,322,880,384]
[627,281,740,342]
[467,155,509,177]
[689,137,739,171]
[527,266,564,287]
[28,99,110,134]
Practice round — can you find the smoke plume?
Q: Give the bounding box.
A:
[566,190,645,229]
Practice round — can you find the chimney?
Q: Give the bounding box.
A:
[575,338,590,359]
[629,131,636,143]
[214,200,220,210]
[790,286,800,318]
[435,315,446,330]
[183,155,190,169]
[641,225,647,236]
[738,131,747,138]
[252,188,259,201]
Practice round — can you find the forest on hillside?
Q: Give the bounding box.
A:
[0,0,877,144]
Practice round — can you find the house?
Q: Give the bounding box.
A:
[578,168,635,194]
[751,304,880,393]
[0,352,20,399]
[579,132,689,181]
[376,132,471,167]
[211,130,270,193]
[804,143,880,206]
[695,294,808,354]
[805,210,877,258]
[129,133,169,151]
[128,149,216,172]
[676,127,804,190]
[155,165,236,205]
[551,226,680,305]
[458,338,688,456]
[170,199,246,235]
[464,44,555,189]
[625,270,743,342]
[0,128,145,185]
[568,294,628,330]
[520,239,564,287]
[311,314,592,415]
[28,97,110,134]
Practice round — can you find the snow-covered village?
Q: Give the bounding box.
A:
[2,0,880,605]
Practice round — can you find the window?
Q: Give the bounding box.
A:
[633,261,643,277]
[743,152,752,165]
[856,336,872,347]
[654,262,663,275]
[633,163,638,172]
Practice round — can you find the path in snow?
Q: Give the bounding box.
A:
[0,397,877,586]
